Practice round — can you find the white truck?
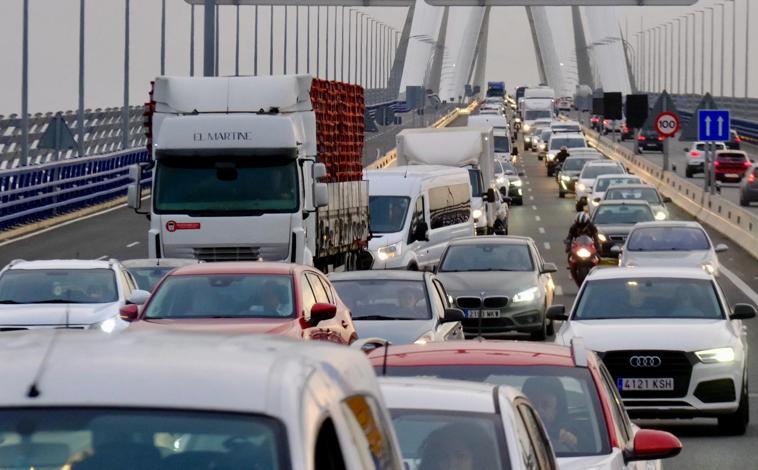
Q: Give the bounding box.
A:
[521,87,556,150]
[395,127,505,235]
[127,75,370,271]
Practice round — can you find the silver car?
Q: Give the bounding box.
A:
[435,236,557,340]
[122,258,202,292]
[601,184,672,221]
[618,221,728,276]
[328,270,464,344]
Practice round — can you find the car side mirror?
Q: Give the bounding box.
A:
[442,308,465,323]
[412,221,430,242]
[730,303,757,320]
[127,289,151,306]
[314,182,329,208]
[546,305,568,321]
[312,162,327,180]
[715,243,728,253]
[541,262,558,274]
[662,196,673,203]
[624,429,682,463]
[310,303,338,325]
[119,304,140,322]
[610,245,622,255]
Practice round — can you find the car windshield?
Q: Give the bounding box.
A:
[332,280,431,320]
[154,156,299,215]
[126,267,175,292]
[500,161,517,175]
[144,274,295,319]
[390,410,509,470]
[562,158,596,171]
[0,408,288,470]
[369,196,410,234]
[626,227,711,251]
[580,165,624,179]
[575,278,724,319]
[494,136,510,153]
[541,130,553,140]
[525,110,552,120]
[550,138,586,150]
[0,269,117,304]
[553,126,580,133]
[382,365,610,458]
[594,177,641,192]
[604,188,662,204]
[592,205,654,225]
[440,244,533,272]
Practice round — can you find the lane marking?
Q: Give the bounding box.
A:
[543,242,551,250]
[538,227,546,234]
[96,255,108,260]
[532,205,538,211]
[126,241,140,248]
[529,196,535,201]
[555,285,564,296]
[721,266,758,305]
[527,188,533,192]
[535,215,541,221]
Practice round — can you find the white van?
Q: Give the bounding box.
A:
[467,115,512,162]
[0,330,404,470]
[366,166,475,270]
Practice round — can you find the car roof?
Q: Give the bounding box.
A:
[584,160,622,167]
[630,220,705,229]
[0,330,379,412]
[121,258,201,268]
[366,165,466,179]
[168,261,300,276]
[378,377,501,414]
[594,174,640,181]
[596,200,651,207]
[368,340,578,368]
[586,266,712,281]
[4,259,117,270]
[328,270,427,282]
[550,132,584,140]
[603,184,656,191]
[446,235,532,246]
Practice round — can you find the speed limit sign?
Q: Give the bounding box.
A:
[655,112,680,138]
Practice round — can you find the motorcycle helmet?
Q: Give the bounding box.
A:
[576,212,590,226]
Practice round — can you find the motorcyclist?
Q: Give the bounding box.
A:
[565,212,600,255]
[554,146,571,164]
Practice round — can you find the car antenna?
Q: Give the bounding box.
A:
[26,330,61,398]
[381,341,390,377]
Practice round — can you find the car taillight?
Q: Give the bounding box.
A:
[638,135,646,141]
[735,137,741,142]
[690,151,701,157]
[624,127,629,132]
[714,160,720,167]
[592,117,599,123]
[745,160,752,168]
[603,119,609,125]
[657,136,664,141]
[749,172,756,183]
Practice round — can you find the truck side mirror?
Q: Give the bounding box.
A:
[314,183,329,208]
[127,165,143,211]
[313,162,327,180]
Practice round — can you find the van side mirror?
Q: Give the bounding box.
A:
[314,183,329,208]
[127,165,143,210]
[412,221,430,242]
[662,196,673,203]
[310,303,338,325]
[540,263,558,274]
[715,243,728,253]
[127,290,151,306]
[610,245,622,255]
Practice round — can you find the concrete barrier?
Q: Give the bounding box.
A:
[585,129,758,260]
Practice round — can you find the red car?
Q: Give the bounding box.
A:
[368,340,681,469]
[120,262,357,344]
[713,150,753,183]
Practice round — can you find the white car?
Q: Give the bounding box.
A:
[546,132,589,162]
[684,141,726,178]
[619,221,728,276]
[575,161,626,212]
[553,267,755,435]
[587,175,643,214]
[379,377,559,470]
[0,259,149,333]
[601,184,672,221]
[0,329,404,469]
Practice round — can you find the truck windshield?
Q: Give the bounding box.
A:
[524,110,552,120]
[154,157,299,215]
[369,196,410,234]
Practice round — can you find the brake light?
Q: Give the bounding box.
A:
[603,119,609,125]
[623,127,629,133]
[749,172,756,183]
[657,136,664,141]
[713,160,720,167]
[735,137,741,142]
[638,136,646,141]
[690,151,701,157]
[591,117,599,123]
[745,160,752,168]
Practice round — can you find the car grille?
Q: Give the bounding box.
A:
[483,297,508,308]
[602,350,695,398]
[456,297,481,309]
[694,379,736,403]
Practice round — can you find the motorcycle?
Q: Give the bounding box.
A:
[568,235,599,287]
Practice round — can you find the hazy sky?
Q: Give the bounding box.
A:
[0,0,754,115]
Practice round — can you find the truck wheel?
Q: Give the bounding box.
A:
[407,263,419,271]
[718,378,749,435]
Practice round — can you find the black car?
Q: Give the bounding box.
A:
[726,130,742,150]
[636,129,663,153]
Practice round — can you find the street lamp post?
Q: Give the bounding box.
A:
[341,7,345,82]
[161,0,166,75]
[235,4,240,76]
[78,0,86,157]
[295,6,299,73]
[269,6,274,75]
[676,17,684,93]
[122,0,130,150]
[317,6,320,77]
[746,0,751,97]
[687,12,694,94]
[731,0,736,97]
[325,6,330,79]
[719,2,726,97]
[706,7,714,93]
[698,10,705,95]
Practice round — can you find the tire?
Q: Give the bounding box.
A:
[514,198,523,206]
[740,193,749,207]
[574,264,591,287]
[685,167,694,178]
[494,220,507,236]
[559,191,566,199]
[718,380,749,435]
[530,317,548,341]
[407,263,419,271]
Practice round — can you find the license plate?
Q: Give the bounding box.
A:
[465,309,502,319]
[617,378,674,391]
[726,173,738,178]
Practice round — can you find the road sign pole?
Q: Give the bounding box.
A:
[661,97,668,172]
[703,142,711,193]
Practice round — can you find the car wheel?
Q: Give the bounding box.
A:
[530,318,547,341]
[494,220,507,236]
[559,190,566,199]
[407,263,419,271]
[740,193,749,207]
[718,378,749,436]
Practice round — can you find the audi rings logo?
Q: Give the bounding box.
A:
[629,356,662,367]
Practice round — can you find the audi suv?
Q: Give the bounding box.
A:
[552,267,755,435]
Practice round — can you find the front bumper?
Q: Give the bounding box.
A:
[559,178,577,193]
[457,303,545,337]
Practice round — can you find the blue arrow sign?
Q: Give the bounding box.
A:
[698,110,730,142]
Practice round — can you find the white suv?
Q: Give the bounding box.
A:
[0,259,150,333]
[553,267,755,435]
[684,142,726,178]
[575,161,626,212]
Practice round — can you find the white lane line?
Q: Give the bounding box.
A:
[538,227,546,234]
[528,188,533,192]
[126,241,140,248]
[721,266,758,305]
[96,255,108,260]
[555,285,564,296]
[529,196,535,201]
[543,242,551,250]
[535,215,541,221]
[532,205,538,211]
[750,393,758,398]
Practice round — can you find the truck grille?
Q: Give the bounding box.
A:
[602,350,694,399]
[483,297,509,308]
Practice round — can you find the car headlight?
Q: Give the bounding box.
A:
[695,347,735,363]
[91,316,118,334]
[496,176,506,184]
[598,233,608,242]
[414,333,434,345]
[515,118,522,123]
[523,124,531,132]
[511,179,522,187]
[576,247,592,259]
[654,211,667,221]
[591,199,600,206]
[377,242,402,261]
[472,209,483,220]
[701,263,716,275]
[560,174,571,181]
[576,183,586,192]
[540,144,547,151]
[513,287,540,303]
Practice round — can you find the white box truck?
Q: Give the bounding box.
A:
[395,127,504,235]
[127,75,370,271]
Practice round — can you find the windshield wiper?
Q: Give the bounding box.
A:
[356,315,413,321]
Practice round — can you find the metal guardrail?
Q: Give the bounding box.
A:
[586,128,758,260]
[0,149,151,232]
[0,106,147,170]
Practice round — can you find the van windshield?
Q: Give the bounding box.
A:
[494,136,510,153]
[154,156,299,215]
[369,196,410,234]
[524,110,552,121]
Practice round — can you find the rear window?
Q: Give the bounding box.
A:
[695,143,725,151]
[592,204,654,225]
[627,226,710,251]
[550,138,587,150]
[580,165,625,179]
[716,152,748,162]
